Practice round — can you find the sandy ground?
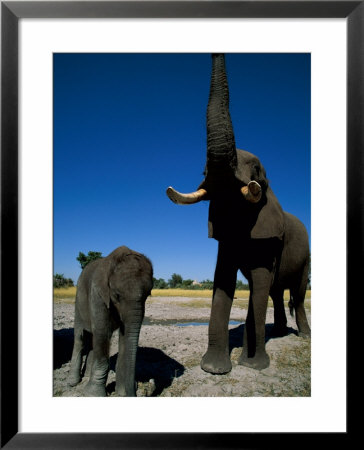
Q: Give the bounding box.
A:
[53,296,311,397]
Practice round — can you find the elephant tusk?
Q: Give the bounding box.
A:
[166,186,208,205]
[241,181,262,203]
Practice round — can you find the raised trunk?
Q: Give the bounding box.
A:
[205,54,237,187]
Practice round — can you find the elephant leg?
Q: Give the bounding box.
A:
[270,288,288,337]
[201,243,237,374]
[84,349,93,377]
[114,304,144,397]
[67,306,84,386]
[80,329,93,377]
[83,330,110,397]
[239,267,272,370]
[291,269,311,338]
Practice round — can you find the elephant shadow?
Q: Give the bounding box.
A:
[228,323,298,354]
[109,347,185,397]
[53,328,93,372]
[54,328,75,370]
[54,323,297,373]
[54,328,185,396]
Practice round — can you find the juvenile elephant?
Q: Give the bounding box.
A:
[67,246,153,396]
[167,54,310,374]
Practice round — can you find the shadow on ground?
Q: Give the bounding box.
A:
[228,323,297,354]
[54,322,297,394]
[54,328,74,369]
[54,328,185,396]
[109,347,185,396]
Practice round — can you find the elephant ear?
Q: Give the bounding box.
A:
[91,260,112,309]
[250,187,285,239]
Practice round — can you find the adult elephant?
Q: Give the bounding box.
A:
[167,54,310,374]
[67,246,153,396]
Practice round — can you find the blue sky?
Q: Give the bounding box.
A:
[54,53,310,284]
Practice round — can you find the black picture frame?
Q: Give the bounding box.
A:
[1,1,359,448]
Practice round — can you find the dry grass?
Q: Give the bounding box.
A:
[53,286,311,307]
[273,339,311,396]
[53,286,76,303]
[152,289,310,299]
[275,339,311,370]
[151,289,251,298]
[151,289,214,298]
[149,296,311,311]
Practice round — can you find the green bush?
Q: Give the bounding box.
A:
[168,273,183,288]
[76,251,102,269]
[236,280,249,290]
[53,273,74,288]
[153,278,168,289]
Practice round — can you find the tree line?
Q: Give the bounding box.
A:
[53,273,74,288]
[53,251,250,290]
[153,273,249,290]
[54,250,311,290]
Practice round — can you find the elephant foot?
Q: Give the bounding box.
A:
[201,350,232,374]
[238,351,270,370]
[67,373,81,387]
[83,382,107,397]
[115,381,137,397]
[115,387,136,397]
[271,324,288,337]
[298,329,311,339]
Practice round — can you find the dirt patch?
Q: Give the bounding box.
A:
[53,296,311,397]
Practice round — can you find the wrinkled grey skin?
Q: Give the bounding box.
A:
[67,246,153,396]
[168,54,310,375]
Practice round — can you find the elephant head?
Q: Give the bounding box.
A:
[91,246,152,314]
[167,53,284,241]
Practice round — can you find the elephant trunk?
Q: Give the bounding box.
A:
[205,54,237,187]
[116,306,144,397]
[124,330,140,388]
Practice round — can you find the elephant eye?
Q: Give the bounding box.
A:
[254,165,260,176]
